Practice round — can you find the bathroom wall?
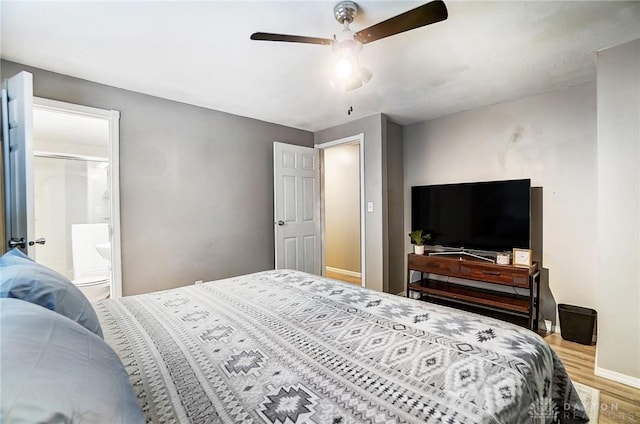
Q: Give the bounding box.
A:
[33,157,70,277]
[33,107,110,158]
[33,157,107,278]
[32,104,110,279]
[86,163,110,224]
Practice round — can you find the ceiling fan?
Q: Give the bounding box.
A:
[250,0,448,91]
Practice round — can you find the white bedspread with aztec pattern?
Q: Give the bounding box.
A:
[95,269,588,424]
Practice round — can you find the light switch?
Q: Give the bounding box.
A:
[367,201,374,213]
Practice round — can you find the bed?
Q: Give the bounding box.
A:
[0,248,587,423]
[93,269,588,424]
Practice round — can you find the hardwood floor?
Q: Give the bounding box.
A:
[544,332,640,423]
[325,270,361,286]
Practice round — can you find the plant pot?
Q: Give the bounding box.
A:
[414,245,425,255]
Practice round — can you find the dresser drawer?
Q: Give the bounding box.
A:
[408,254,461,274]
[458,263,530,288]
[408,253,532,288]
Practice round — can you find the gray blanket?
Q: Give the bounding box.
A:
[95,270,587,423]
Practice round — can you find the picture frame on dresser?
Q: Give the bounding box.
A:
[512,248,533,267]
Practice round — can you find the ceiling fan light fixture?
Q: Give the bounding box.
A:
[251,1,448,91]
[329,65,371,92]
[332,36,361,75]
[360,66,372,83]
[330,36,371,91]
[329,62,373,91]
[333,44,358,80]
[334,57,353,79]
[345,78,363,91]
[330,76,363,92]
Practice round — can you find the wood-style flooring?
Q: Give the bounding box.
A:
[544,332,640,424]
[325,270,361,286]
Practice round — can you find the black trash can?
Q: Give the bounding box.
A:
[558,304,597,345]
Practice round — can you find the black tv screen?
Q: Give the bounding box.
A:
[411,179,531,252]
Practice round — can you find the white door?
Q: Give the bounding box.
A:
[2,71,36,257]
[273,142,321,274]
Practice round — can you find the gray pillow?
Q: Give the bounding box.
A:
[0,298,144,423]
[0,248,103,338]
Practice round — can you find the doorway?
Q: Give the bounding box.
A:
[317,134,365,287]
[32,98,122,300]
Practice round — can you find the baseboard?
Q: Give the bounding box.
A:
[594,366,640,389]
[544,320,557,333]
[325,266,361,278]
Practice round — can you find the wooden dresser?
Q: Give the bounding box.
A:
[407,251,540,330]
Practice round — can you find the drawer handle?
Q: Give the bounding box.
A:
[482,270,501,276]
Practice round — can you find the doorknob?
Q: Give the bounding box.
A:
[28,237,46,246]
[276,220,285,226]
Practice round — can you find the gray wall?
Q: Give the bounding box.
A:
[404,56,640,385]
[386,121,404,295]
[315,114,385,292]
[595,39,640,382]
[315,114,404,294]
[403,82,598,322]
[1,60,314,295]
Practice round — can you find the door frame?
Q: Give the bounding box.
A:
[33,97,123,298]
[315,133,365,288]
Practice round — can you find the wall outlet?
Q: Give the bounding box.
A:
[367,201,374,212]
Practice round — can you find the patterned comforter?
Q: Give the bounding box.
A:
[95,270,587,424]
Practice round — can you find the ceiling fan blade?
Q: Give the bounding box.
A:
[355,0,448,44]
[250,32,332,46]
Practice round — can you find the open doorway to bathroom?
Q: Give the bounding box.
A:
[32,98,121,301]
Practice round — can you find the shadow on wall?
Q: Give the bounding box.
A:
[532,186,558,330]
[539,268,557,329]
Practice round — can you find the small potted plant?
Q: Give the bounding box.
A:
[409,229,431,255]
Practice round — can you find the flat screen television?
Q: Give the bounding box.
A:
[411,179,531,252]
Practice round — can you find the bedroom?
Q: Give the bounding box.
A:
[1,1,639,423]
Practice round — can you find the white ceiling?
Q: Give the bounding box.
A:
[2,1,639,132]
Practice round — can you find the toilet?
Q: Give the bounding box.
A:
[71,223,111,302]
